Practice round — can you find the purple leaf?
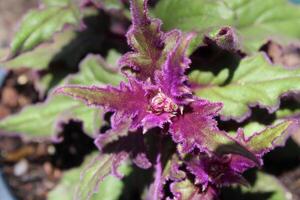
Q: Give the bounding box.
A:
[228,154,256,173]
[169,100,259,164]
[145,154,163,200]
[170,100,222,154]
[186,154,248,190]
[184,121,297,190]
[155,33,195,104]
[55,78,162,130]
[94,121,131,178]
[119,0,181,81]
[167,155,186,182]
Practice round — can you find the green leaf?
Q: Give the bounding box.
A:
[97,0,125,10]
[119,0,181,81]
[229,122,266,137]
[154,0,230,33]
[42,0,70,6]
[10,3,79,57]
[70,53,124,86]
[76,154,114,200]
[102,0,124,10]
[241,172,290,200]
[0,96,100,137]
[106,50,122,67]
[171,179,216,200]
[171,179,200,200]
[48,153,132,200]
[189,69,229,86]
[241,121,293,155]
[0,54,124,137]
[3,30,76,70]
[154,0,300,51]
[276,108,300,118]
[195,54,300,120]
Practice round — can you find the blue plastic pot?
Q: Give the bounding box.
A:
[0,169,16,200]
[290,0,300,4]
[0,68,15,199]
[0,68,7,86]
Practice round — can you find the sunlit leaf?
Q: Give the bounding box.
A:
[3,30,76,70]
[9,2,80,57]
[195,54,300,120]
[0,54,123,137]
[154,0,300,51]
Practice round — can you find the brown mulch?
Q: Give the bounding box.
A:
[280,167,300,200]
[261,41,300,68]
[0,135,61,200]
[0,69,40,119]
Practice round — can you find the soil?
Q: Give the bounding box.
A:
[0,69,49,200]
[0,70,97,200]
[280,168,300,200]
[0,69,40,119]
[261,41,300,68]
[0,120,96,200]
[0,135,60,200]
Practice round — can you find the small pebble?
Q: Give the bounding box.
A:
[17,95,30,107]
[17,75,28,85]
[1,87,18,107]
[53,169,62,179]
[43,162,53,176]
[47,145,56,155]
[0,104,10,119]
[13,159,29,176]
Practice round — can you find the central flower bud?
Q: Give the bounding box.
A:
[149,92,178,115]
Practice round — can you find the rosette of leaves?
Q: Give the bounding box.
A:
[53,0,300,199]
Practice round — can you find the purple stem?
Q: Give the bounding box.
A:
[152,153,162,200]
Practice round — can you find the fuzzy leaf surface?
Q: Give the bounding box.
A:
[237,121,294,157]
[156,33,194,101]
[170,101,259,163]
[119,0,180,81]
[195,54,300,120]
[48,153,132,200]
[75,154,132,200]
[55,78,152,130]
